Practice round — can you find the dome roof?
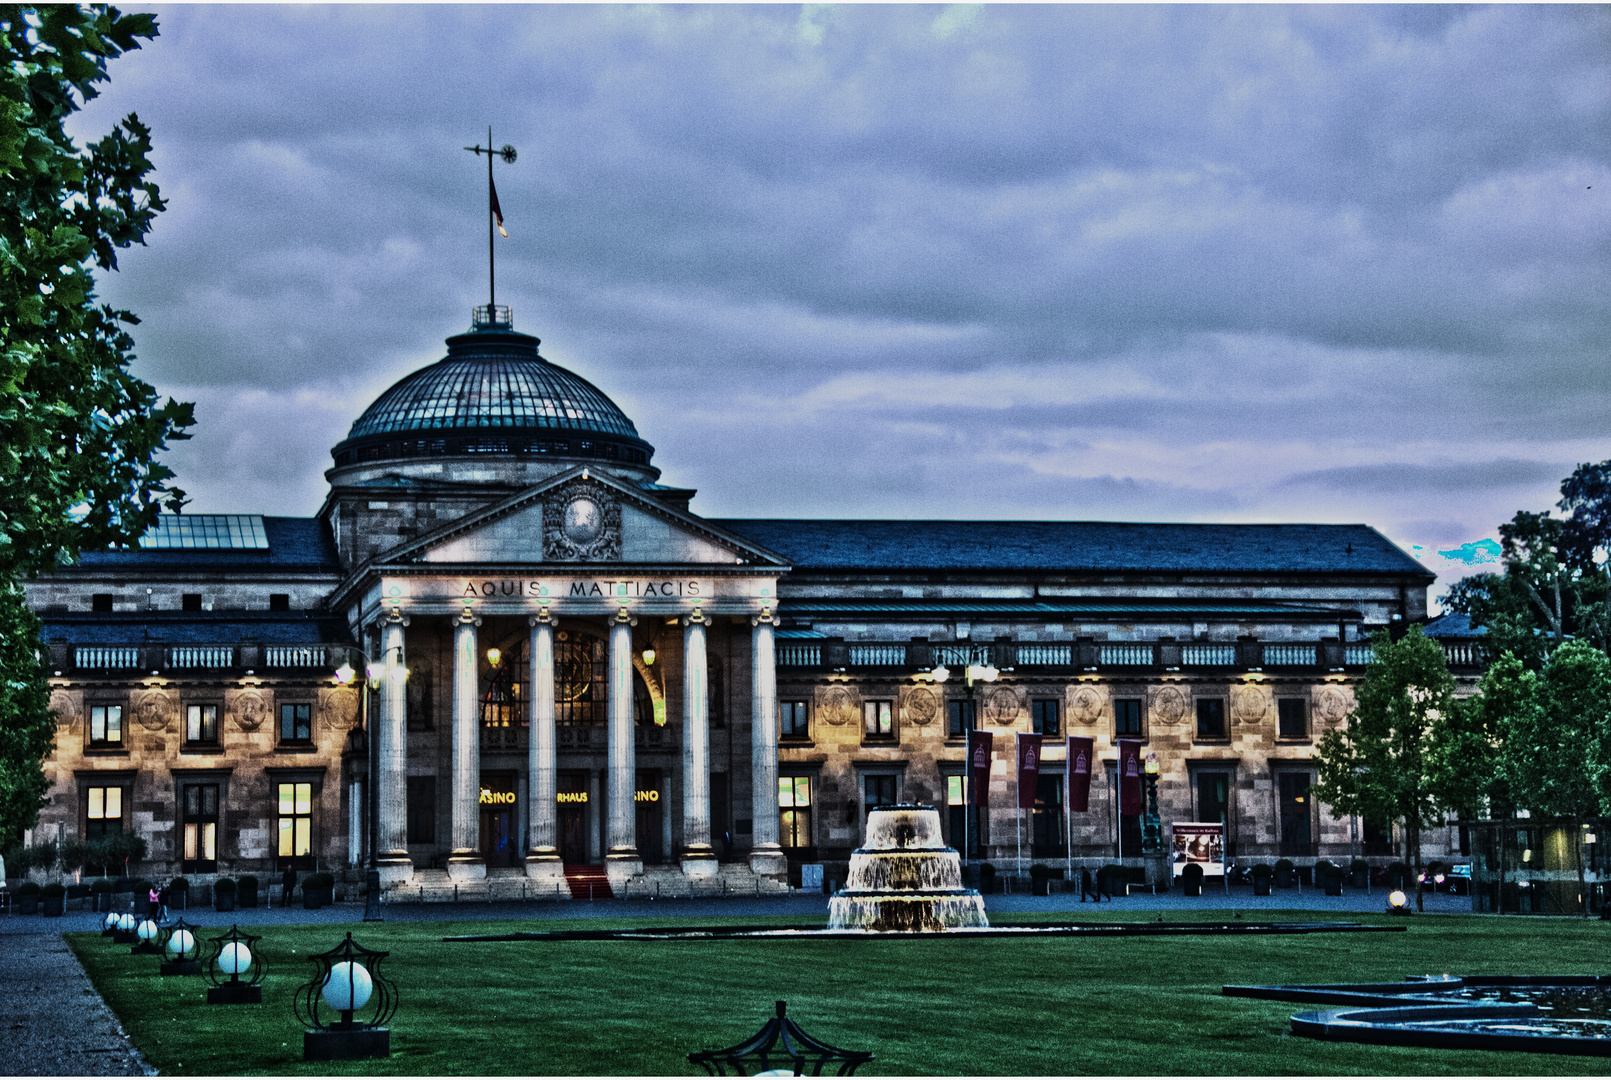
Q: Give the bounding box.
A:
[332,316,654,470]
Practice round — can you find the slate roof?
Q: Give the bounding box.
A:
[41,613,352,645]
[714,520,1432,577]
[776,598,1359,620]
[1423,611,1485,638]
[72,517,341,572]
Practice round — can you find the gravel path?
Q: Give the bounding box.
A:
[0,924,153,1077]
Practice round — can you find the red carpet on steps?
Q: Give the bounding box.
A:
[563,864,614,900]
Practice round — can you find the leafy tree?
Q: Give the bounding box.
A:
[0,5,193,849]
[1312,626,1455,910]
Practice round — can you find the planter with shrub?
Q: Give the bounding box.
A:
[40,882,66,917]
[213,877,237,912]
[167,877,189,910]
[16,880,40,915]
[1028,863,1063,896]
[1099,864,1129,897]
[1274,858,1296,888]
[1252,863,1273,896]
[1349,859,1370,890]
[90,878,113,911]
[302,872,336,909]
[238,875,259,908]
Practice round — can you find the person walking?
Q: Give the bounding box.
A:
[281,865,297,908]
[1080,867,1101,903]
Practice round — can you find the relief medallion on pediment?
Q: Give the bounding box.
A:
[1231,684,1270,726]
[1067,684,1103,725]
[816,685,860,726]
[49,690,78,732]
[984,685,1025,727]
[134,689,174,732]
[543,479,622,562]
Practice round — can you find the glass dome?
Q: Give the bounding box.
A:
[332,318,654,470]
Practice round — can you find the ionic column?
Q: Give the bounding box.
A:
[446,607,486,882]
[374,608,413,886]
[605,609,642,881]
[681,611,718,877]
[525,611,564,882]
[749,610,786,878]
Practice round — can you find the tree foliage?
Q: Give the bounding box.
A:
[1312,627,1456,906]
[0,5,192,849]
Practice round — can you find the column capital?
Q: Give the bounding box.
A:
[529,607,555,627]
[751,607,777,627]
[612,606,637,627]
[681,607,711,627]
[455,606,482,628]
[384,606,410,627]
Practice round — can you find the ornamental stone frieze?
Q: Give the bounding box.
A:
[542,478,622,562]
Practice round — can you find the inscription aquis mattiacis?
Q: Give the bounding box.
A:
[380,576,777,605]
[460,579,703,599]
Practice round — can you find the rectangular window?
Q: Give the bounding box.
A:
[778,776,813,849]
[946,774,979,858]
[947,699,976,738]
[1032,773,1065,856]
[864,774,898,817]
[1196,698,1226,740]
[277,782,313,862]
[1197,771,1230,827]
[86,785,124,839]
[92,593,113,613]
[279,703,312,743]
[862,700,893,739]
[268,593,291,612]
[1114,698,1143,737]
[181,593,203,612]
[1278,772,1312,856]
[779,701,809,740]
[89,705,123,748]
[1032,699,1060,736]
[186,704,219,746]
[181,783,219,871]
[1278,698,1307,739]
[406,776,436,844]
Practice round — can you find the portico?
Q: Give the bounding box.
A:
[335,466,789,890]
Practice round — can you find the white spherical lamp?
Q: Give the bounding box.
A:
[1387,889,1408,910]
[117,912,137,932]
[136,918,159,943]
[103,912,119,930]
[321,961,374,1012]
[219,941,252,976]
[165,929,195,960]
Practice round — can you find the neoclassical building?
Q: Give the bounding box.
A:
[25,305,1449,895]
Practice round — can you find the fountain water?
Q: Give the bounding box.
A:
[826,804,989,932]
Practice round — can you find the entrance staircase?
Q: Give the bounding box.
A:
[563,864,614,901]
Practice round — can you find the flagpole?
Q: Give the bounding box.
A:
[487,124,495,310]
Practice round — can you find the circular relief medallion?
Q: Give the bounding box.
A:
[1070,685,1102,724]
[49,690,78,731]
[821,686,855,726]
[321,687,359,730]
[232,691,266,731]
[985,687,1020,726]
[1152,686,1187,725]
[1232,686,1267,725]
[563,497,603,545]
[1318,686,1350,724]
[135,690,172,732]
[904,686,938,726]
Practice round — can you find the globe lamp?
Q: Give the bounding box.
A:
[322,961,375,1013]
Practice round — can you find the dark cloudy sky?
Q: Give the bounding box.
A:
[67,4,1609,599]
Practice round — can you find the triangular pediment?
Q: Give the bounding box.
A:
[374,467,788,569]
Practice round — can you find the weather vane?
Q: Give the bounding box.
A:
[464,127,517,313]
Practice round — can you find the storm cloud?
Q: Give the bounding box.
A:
[64,5,1611,599]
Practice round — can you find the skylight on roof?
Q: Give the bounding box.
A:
[138,515,269,550]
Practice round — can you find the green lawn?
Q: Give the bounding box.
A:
[67,910,1611,1075]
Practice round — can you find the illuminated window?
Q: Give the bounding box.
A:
[279,703,312,743]
[946,775,979,857]
[86,785,124,839]
[947,775,967,808]
[186,704,219,746]
[778,776,813,849]
[1032,700,1060,736]
[1195,698,1226,740]
[863,700,893,740]
[779,701,809,740]
[1278,698,1307,739]
[89,705,123,748]
[277,782,313,861]
[182,784,219,872]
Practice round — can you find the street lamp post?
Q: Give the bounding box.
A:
[931,647,999,880]
[1142,752,1168,892]
[333,645,403,922]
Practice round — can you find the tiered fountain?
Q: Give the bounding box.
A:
[827,804,988,932]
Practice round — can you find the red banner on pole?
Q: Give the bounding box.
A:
[1118,739,1143,816]
[1016,733,1042,810]
[968,730,993,808]
[1065,736,1094,812]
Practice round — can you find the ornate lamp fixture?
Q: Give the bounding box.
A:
[294,932,397,1060]
[131,915,163,955]
[688,1000,873,1077]
[204,924,266,1004]
[158,918,203,976]
[112,911,139,944]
